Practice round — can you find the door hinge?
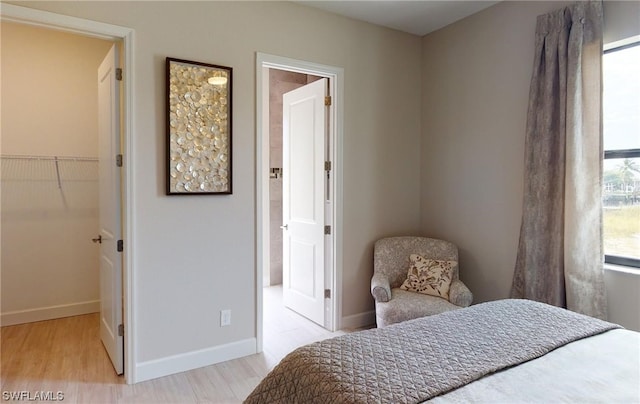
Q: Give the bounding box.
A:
[324,161,332,171]
[324,289,331,299]
[116,68,123,81]
[324,96,332,106]
[118,323,124,336]
[117,240,123,252]
[324,225,331,235]
[116,154,123,167]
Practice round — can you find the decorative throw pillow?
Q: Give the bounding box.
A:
[399,255,456,300]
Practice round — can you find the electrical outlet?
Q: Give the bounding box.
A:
[220,309,231,327]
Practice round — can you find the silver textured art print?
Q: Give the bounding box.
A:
[166,58,232,194]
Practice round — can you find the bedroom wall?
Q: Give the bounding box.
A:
[0,22,113,325]
[420,1,640,329]
[420,0,571,304]
[4,0,423,381]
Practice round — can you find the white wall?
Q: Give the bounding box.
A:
[605,266,640,331]
[420,1,640,329]
[5,1,423,379]
[1,22,111,157]
[603,0,640,45]
[1,22,113,325]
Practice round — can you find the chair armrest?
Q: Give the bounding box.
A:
[371,272,391,302]
[449,279,473,307]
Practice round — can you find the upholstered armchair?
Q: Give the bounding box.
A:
[371,236,473,327]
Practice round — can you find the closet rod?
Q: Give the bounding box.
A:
[0,154,98,162]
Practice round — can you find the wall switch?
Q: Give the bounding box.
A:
[220,309,231,327]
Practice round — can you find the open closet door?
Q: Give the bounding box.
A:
[97,44,124,375]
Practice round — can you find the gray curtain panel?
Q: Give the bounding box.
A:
[511,1,607,320]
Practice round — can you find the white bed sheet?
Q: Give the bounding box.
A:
[428,329,640,403]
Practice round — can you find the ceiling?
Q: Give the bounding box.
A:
[295,1,500,37]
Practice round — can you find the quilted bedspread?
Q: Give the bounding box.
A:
[244,299,620,404]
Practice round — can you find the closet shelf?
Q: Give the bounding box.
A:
[1,154,97,162]
[1,154,99,188]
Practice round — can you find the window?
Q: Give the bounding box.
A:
[603,41,640,268]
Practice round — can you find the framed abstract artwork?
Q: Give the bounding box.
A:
[166,57,232,194]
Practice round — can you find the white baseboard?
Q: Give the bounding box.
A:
[134,338,257,383]
[1,300,100,326]
[341,310,376,329]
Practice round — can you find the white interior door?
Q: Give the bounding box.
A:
[282,78,328,326]
[97,44,124,375]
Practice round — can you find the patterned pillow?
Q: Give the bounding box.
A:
[399,254,456,300]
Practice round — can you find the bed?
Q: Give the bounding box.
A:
[245,299,640,403]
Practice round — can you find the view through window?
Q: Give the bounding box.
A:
[603,42,640,267]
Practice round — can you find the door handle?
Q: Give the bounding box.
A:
[92,235,102,244]
[280,224,288,230]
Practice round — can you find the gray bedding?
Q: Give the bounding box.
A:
[245,299,621,404]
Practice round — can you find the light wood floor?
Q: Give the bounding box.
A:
[1,286,357,403]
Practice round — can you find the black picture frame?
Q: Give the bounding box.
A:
[166,57,232,195]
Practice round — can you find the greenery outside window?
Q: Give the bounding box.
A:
[602,41,640,268]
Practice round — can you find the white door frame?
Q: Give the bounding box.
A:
[255,53,344,352]
[0,4,137,384]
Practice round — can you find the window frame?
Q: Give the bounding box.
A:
[602,42,640,269]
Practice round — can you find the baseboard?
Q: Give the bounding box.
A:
[341,310,376,329]
[1,300,100,326]
[135,338,257,383]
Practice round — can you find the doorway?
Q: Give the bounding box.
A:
[0,4,135,383]
[256,53,344,353]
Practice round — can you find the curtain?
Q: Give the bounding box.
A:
[511,1,607,319]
